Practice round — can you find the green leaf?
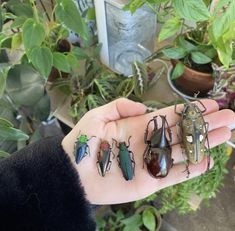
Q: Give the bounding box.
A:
[171,62,184,80]
[6,1,33,17]
[0,125,29,141]
[0,150,10,158]
[158,17,181,42]
[53,52,71,73]
[32,94,51,121]
[216,39,233,67]
[173,0,211,21]
[177,36,197,52]
[94,79,116,101]
[29,46,53,78]
[86,94,105,110]
[67,53,79,69]
[11,32,22,50]
[11,17,27,29]
[22,18,46,52]
[211,1,235,41]
[213,0,231,15]
[191,51,212,64]
[142,209,156,231]
[0,65,10,98]
[72,47,89,60]
[0,117,13,127]
[0,6,3,32]
[132,61,148,98]
[117,78,135,97]
[162,47,187,59]
[121,214,142,227]
[6,64,45,106]
[55,0,89,42]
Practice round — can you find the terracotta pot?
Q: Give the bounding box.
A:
[171,60,214,97]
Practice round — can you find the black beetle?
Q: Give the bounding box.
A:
[113,136,135,181]
[143,115,173,178]
[97,140,114,177]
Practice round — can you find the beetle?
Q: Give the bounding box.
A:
[175,100,210,176]
[74,134,95,164]
[143,115,173,178]
[97,140,114,177]
[113,136,135,181]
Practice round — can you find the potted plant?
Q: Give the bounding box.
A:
[125,0,235,98]
[0,0,90,81]
[0,0,92,155]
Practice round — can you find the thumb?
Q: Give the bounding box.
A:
[93,98,146,122]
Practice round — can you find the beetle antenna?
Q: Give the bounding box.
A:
[112,138,119,148]
[127,136,132,148]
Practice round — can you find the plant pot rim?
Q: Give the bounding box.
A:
[167,66,206,101]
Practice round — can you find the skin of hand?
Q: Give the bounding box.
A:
[62,98,235,205]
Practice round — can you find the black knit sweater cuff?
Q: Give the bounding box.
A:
[0,135,96,231]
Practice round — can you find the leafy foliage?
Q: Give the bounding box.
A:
[125,0,235,70]
[0,0,89,79]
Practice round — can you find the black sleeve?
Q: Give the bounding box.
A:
[0,135,96,231]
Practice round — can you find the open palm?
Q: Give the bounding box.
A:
[62,98,235,204]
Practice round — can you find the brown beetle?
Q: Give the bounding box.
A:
[143,115,173,178]
[175,100,210,176]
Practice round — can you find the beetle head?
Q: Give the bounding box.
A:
[78,135,89,143]
[100,141,110,151]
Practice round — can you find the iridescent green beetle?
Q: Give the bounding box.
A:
[74,134,95,164]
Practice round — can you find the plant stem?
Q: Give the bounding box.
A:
[39,0,51,21]
[30,0,40,23]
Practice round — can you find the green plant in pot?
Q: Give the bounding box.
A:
[0,0,90,81]
[160,0,235,98]
[125,0,235,98]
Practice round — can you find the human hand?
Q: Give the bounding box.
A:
[62,98,235,204]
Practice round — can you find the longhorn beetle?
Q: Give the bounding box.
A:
[175,100,210,176]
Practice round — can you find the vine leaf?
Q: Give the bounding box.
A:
[132,61,148,98]
[94,79,116,101]
[116,78,135,97]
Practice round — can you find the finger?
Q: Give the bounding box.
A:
[170,109,235,145]
[143,99,219,128]
[171,126,231,163]
[90,98,147,122]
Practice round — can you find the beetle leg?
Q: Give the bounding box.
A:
[116,155,120,167]
[130,151,135,175]
[174,103,182,116]
[144,117,155,143]
[87,145,91,157]
[127,136,132,148]
[165,116,172,143]
[112,138,119,149]
[204,122,211,171]
[183,160,190,178]
[107,161,112,171]
[143,145,151,168]
[96,161,102,176]
[197,100,207,113]
[153,116,158,131]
